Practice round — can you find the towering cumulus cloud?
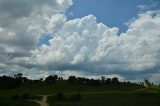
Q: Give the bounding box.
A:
[0,0,159,83]
[31,11,160,82]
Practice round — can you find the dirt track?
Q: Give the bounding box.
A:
[30,87,149,106]
[29,95,48,106]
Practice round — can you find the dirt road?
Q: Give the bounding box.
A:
[29,87,149,106]
[40,96,48,106]
[30,95,48,106]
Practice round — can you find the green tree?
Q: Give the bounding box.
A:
[144,79,151,87]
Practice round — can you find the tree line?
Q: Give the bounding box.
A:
[0,73,146,89]
[67,76,119,86]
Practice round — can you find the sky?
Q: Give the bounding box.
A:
[0,0,160,83]
[66,0,160,33]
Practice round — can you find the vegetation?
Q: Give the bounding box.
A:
[69,93,82,101]
[0,73,144,90]
[0,100,39,106]
[54,92,65,101]
[0,73,160,106]
[48,91,160,106]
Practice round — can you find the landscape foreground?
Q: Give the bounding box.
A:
[0,74,160,106]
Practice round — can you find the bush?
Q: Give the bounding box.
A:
[12,95,20,100]
[21,93,30,99]
[69,94,75,101]
[69,93,82,101]
[54,92,64,101]
[75,93,82,101]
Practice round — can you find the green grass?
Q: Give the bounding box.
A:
[0,100,39,106]
[48,91,160,106]
[0,80,144,99]
[47,83,160,106]
[0,81,159,106]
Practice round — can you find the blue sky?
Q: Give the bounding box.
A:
[66,0,160,33]
[38,0,160,46]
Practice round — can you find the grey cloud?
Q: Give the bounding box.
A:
[0,0,33,17]
[0,0,72,76]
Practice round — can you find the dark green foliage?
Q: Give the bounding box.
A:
[0,73,29,89]
[12,95,20,100]
[0,100,39,106]
[112,77,119,84]
[69,94,75,101]
[144,79,151,86]
[54,92,64,101]
[106,78,112,84]
[101,76,106,83]
[12,93,30,100]
[75,93,82,101]
[0,73,143,91]
[45,75,58,84]
[21,93,29,99]
[67,75,122,86]
[14,73,23,78]
[69,93,82,101]
[68,76,77,84]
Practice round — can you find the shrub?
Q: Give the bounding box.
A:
[54,92,64,101]
[21,93,30,99]
[69,94,75,101]
[69,93,82,101]
[75,93,82,101]
[12,95,20,100]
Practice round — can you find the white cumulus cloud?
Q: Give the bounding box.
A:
[0,1,160,83]
[30,11,160,82]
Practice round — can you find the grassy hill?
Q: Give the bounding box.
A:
[0,80,160,106]
[0,74,160,106]
[0,80,144,98]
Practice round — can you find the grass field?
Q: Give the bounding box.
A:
[48,91,160,106]
[0,80,160,106]
[0,80,144,98]
[0,100,39,106]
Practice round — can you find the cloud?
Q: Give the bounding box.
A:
[137,0,160,12]
[29,11,160,82]
[0,1,160,83]
[0,0,72,75]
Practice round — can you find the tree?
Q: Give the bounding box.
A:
[112,77,119,84]
[14,73,23,78]
[144,79,151,87]
[45,75,58,84]
[89,79,101,86]
[58,77,63,80]
[68,76,77,83]
[101,76,106,84]
[39,78,43,82]
[106,78,112,84]
[0,75,17,89]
